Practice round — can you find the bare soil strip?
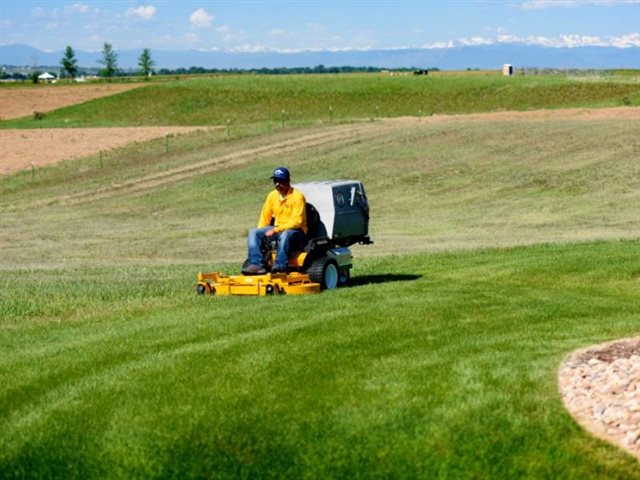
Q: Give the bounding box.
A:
[0,84,146,120]
[559,338,640,461]
[395,106,640,124]
[0,127,214,175]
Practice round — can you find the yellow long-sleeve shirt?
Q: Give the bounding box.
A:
[258,187,308,234]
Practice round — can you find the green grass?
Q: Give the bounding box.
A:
[1,243,639,479]
[2,73,639,128]
[1,74,639,478]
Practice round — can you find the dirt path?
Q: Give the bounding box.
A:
[0,127,213,175]
[0,84,146,120]
[394,106,640,124]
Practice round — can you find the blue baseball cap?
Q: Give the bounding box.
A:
[270,166,290,181]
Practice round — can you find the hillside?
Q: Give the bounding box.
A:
[2,109,639,269]
[2,73,639,128]
[1,78,639,478]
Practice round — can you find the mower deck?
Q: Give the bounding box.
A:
[197,271,320,296]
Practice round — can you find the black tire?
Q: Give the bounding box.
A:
[196,283,209,295]
[307,256,339,290]
[338,268,350,287]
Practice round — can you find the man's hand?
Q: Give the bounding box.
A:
[265,228,276,237]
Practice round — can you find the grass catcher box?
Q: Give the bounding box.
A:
[294,180,371,247]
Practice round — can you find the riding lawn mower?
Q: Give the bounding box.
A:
[196,180,372,296]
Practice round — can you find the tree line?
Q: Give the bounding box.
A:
[59,43,438,78]
[58,42,154,81]
[3,42,441,82]
[155,65,439,76]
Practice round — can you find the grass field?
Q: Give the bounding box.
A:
[2,72,639,128]
[1,243,639,479]
[1,75,640,478]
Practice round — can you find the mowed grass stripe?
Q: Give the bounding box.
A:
[2,111,637,270]
[1,313,324,447]
[1,243,639,478]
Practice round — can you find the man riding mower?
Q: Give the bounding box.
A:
[196,167,372,295]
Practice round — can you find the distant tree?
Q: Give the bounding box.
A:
[98,42,118,81]
[138,48,154,79]
[60,46,78,79]
[30,72,41,84]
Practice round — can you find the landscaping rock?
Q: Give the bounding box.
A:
[559,337,640,461]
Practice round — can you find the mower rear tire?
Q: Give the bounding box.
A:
[308,256,339,290]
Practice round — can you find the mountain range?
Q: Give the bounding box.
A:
[1,43,638,71]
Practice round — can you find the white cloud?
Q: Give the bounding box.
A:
[268,28,287,37]
[418,33,639,49]
[31,4,94,21]
[190,8,214,28]
[459,36,494,46]
[494,32,640,47]
[68,3,91,14]
[125,6,156,21]
[421,40,456,49]
[229,44,271,53]
[611,32,640,47]
[522,0,640,9]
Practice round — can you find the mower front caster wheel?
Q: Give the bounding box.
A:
[196,283,213,295]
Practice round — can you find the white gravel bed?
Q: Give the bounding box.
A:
[559,337,640,461]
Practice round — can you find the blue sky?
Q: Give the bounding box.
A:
[1,1,639,52]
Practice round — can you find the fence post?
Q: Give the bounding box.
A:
[281,109,286,128]
[329,106,333,124]
[165,134,169,153]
